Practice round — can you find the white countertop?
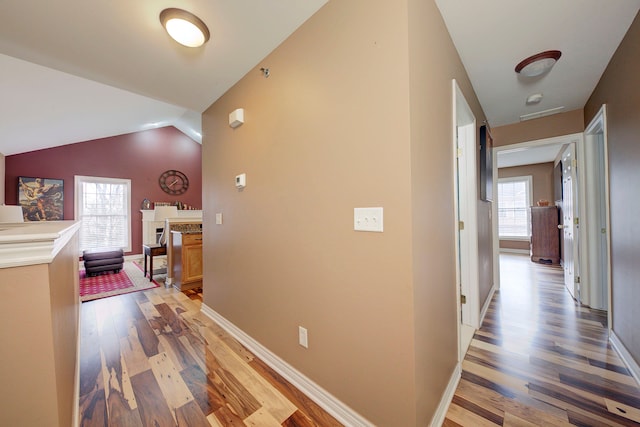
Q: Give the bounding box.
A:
[0,220,81,268]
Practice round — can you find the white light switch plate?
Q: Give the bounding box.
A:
[215,213,223,225]
[354,207,383,232]
[298,326,308,348]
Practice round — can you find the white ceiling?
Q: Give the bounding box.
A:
[0,0,327,155]
[1,1,638,157]
[436,0,640,127]
[497,143,565,168]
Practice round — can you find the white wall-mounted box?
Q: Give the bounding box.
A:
[229,108,244,128]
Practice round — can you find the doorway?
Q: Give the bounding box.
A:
[492,127,611,317]
[491,134,582,300]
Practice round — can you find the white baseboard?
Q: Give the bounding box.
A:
[200,304,373,427]
[610,331,640,386]
[430,363,461,426]
[499,248,529,255]
[479,284,497,326]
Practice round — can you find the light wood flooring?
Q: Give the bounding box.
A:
[444,253,640,426]
[78,286,342,426]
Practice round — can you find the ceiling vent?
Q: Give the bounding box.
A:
[520,106,565,121]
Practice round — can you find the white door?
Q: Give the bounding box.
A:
[452,80,478,358]
[561,145,579,299]
[457,123,476,328]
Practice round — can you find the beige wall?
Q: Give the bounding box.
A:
[48,232,80,426]
[498,162,554,250]
[492,109,584,147]
[202,1,486,425]
[585,11,640,366]
[406,1,487,423]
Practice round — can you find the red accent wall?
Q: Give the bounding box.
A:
[4,126,202,255]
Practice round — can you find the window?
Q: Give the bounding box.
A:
[75,176,131,253]
[498,176,532,239]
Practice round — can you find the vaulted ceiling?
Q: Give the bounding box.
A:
[0,0,327,155]
[1,1,638,158]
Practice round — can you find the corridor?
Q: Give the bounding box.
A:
[444,253,640,426]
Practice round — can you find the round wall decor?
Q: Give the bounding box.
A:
[159,170,189,195]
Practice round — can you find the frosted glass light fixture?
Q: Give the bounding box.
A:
[160,8,210,48]
[515,50,562,77]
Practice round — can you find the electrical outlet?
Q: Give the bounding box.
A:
[298,326,308,349]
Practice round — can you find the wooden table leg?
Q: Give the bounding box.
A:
[143,253,148,278]
[149,254,154,281]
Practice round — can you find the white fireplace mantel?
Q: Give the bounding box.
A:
[140,209,202,246]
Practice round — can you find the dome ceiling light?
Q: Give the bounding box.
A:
[160,8,210,48]
[515,50,562,77]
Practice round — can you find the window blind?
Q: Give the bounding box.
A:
[75,176,131,252]
[498,177,531,238]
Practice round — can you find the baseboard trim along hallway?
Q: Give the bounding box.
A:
[611,331,640,387]
[432,363,462,426]
[200,303,374,427]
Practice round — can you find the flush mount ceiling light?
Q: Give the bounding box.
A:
[160,8,210,48]
[515,50,562,77]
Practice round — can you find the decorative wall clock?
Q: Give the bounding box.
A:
[159,170,189,195]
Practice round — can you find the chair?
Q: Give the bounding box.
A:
[0,205,25,222]
[154,205,178,245]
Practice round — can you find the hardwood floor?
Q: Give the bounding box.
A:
[80,254,640,426]
[444,253,640,426]
[78,286,342,426]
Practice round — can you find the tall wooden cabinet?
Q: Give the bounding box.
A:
[530,206,560,264]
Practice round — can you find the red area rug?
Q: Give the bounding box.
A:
[80,270,132,297]
[80,262,160,302]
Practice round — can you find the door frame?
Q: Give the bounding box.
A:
[452,79,479,360]
[583,105,612,324]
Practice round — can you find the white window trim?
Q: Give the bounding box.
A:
[498,175,533,240]
[74,175,132,254]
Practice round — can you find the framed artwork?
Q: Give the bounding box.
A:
[18,176,64,221]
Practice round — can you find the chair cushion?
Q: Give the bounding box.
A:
[83,248,124,261]
[84,257,124,268]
